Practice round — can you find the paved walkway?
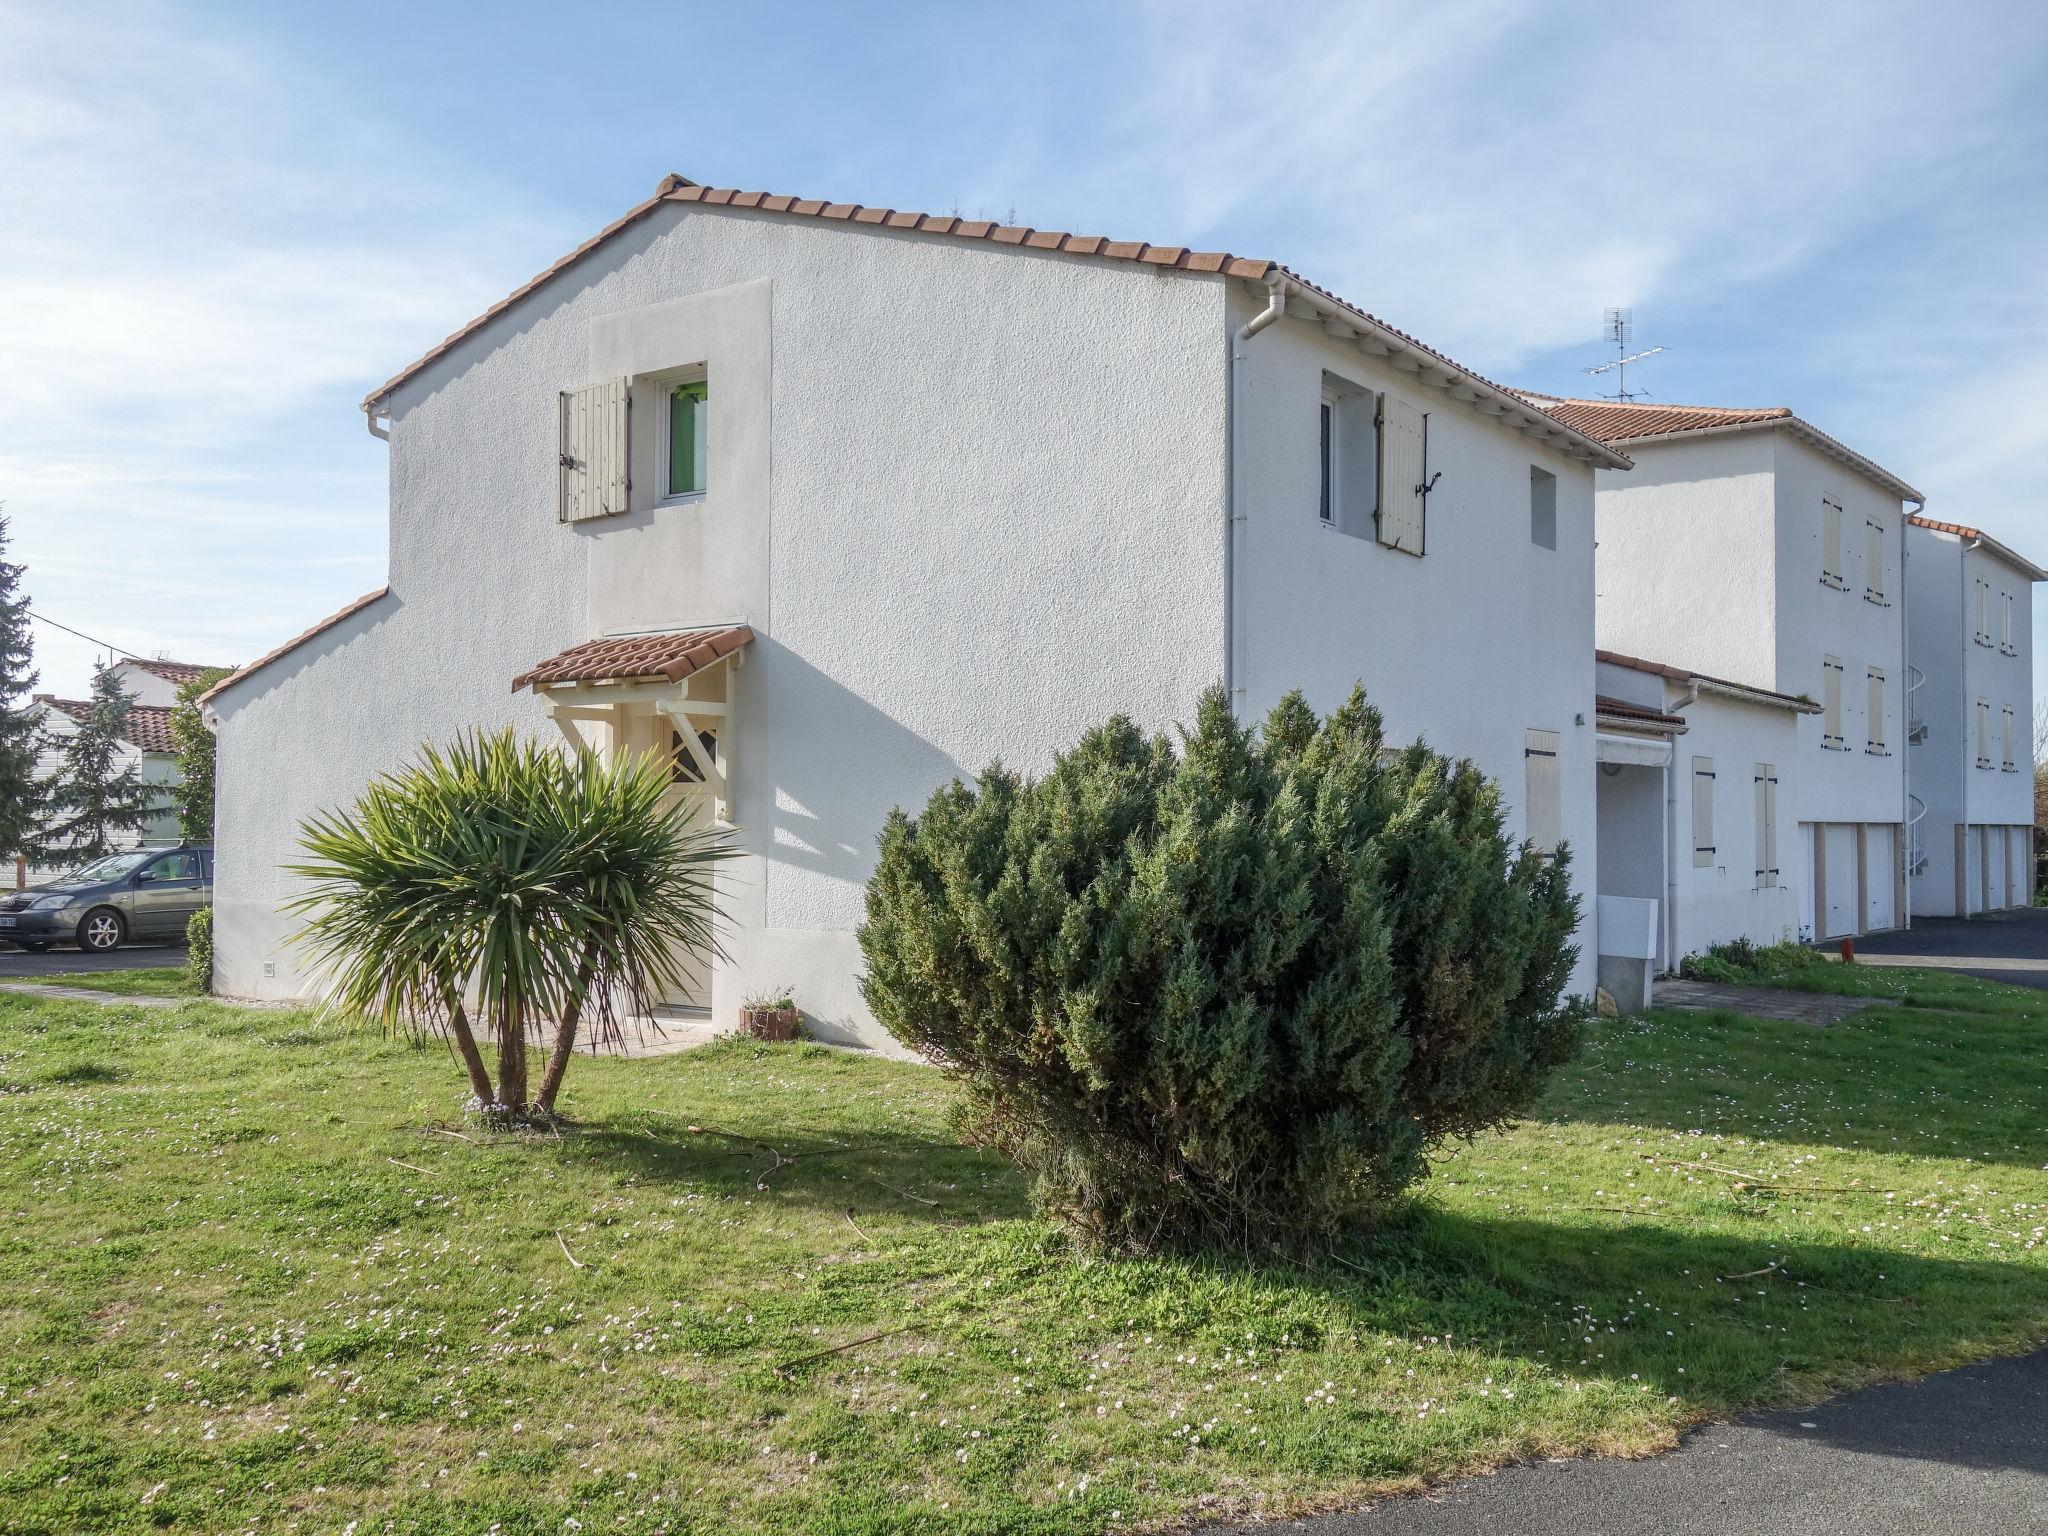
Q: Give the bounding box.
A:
[1650,978,1871,1026]
[1238,1347,2048,1535]
[1839,907,2048,990]
[0,980,185,1008]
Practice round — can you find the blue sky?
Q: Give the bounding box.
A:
[6,0,2047,698]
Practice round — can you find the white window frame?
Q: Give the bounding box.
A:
[654,369,709,507]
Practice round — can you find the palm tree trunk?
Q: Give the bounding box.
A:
[533,949,600,1118]
[496,1001,528,1115]
[445,997,496,1106]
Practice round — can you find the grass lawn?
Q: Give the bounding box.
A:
[0,978,2042,1535]
[15,966,191,998]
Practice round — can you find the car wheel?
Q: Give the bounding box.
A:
[76,908,125,953]
[20,941,51,953]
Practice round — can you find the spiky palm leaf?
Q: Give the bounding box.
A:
[287,729,737,1113]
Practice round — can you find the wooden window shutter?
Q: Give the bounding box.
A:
[1822,656,1842,746]
[1377,394,1427,556]
[1692,755,1715,867]
[1866,668,1885,752]
[1754,763,1778,888]
[1977,698,1991,766]
[558,378,631,522]
[1822,498,1843,585]
[1865,519,1883,600]
[1524,730,1561,852]
[2003,705,2015,770]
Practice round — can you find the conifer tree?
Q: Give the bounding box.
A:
[169,668,232,842]
[0,511,47,863]
[44,665,158,860]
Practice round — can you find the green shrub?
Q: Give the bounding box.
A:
[184,905,214,995]
[1679,937,1822,984]
[858,685,1585,1256]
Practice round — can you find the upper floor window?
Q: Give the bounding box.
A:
[1975,578,1993,646]
[1821,655,1845,749]
[1976,697,1992,768]
[1865,667,1887,755]
[664,379,709,501]
[1319,375,1382,542]
[2002,705,2017,772]
[1821,496,1845,589]
[1530,466,1558,551]
[1863,519,1886,604]
[2001,590,2019,656]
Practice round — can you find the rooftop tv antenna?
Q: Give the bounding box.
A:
[1583,308,1665,402]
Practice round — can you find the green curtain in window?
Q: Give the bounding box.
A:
[668,382,708,496]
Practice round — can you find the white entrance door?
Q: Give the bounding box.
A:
[1821,824,1859,938]
[1864,825,1894,931]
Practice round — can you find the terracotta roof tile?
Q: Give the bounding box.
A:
[118,656,231,687]
[36,696,179,753]
[1905,514,2048,580]
[1516,391,1921,501]
[1595,648,1821,713]
[198,587,392,707]
[1594,694,1687,730]
[512,625,754,692]
[356,172,1627,467]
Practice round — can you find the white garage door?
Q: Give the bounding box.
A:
[1864,824,1894,930]
[1822,823,1860,938]
[2012,828,2033,908]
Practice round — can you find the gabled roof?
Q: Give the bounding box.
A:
[1595,694,1688,731]
[512,625,753,692]
[35,696,179,753]
[362,174,1629,469]
[197,588,391,708]
[1514,392,1922,502]
[1905,514,2048,582]
[1596,648,1821,714]
[118,656,230,687]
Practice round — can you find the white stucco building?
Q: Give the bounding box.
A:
[201,173,1627,1046]
[1523,395,1921,945]
[1903,514,2041,915]
[1591,649,1818,995]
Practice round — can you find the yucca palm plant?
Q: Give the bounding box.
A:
[288,728,736,1119]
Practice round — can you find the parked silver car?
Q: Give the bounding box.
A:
[0,846,213,953]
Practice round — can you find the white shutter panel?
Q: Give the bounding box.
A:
[1754,764,1778,888]
[1823,498,1842,584]
[1524,730,1561,852]
[1823,657,1842,747]
[1865,520,1883,600]
[1866,669,1885,752]
[557,378,630,522]
[1977,698,1991,765]
[1692,756,1715,867]
[1377,394,1426,555]
[2003,706,2015,770]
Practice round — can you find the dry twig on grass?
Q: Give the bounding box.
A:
[556,1230,586,1270]
[773,1324,913,1378]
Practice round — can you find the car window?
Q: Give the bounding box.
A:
[146,852,202,882]
[69,851,154,882]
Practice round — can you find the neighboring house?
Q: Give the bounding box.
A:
[1521,394,1919,945]
[202,173,1627,1044]
[1591,649,1819,997]
[1903,515,2043,916]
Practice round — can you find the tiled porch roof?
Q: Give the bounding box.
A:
[1594,694,1687,731]
[512,625,753,691]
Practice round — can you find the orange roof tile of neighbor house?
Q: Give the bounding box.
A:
[358,173,1630,470]
[120,656,231,686]
[1513,391,1923,502]
[197,587,392,707]
[36,696,179,753]
[1905,514,2048,581]
[512,625,754,691]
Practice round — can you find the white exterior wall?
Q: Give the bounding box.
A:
[1768,436,1906,830]
[1232,293,1600,994]
[1592,429,1909,937]
[211,206,1229,1046]
[1593,434,1779,685]
[109,661,184,710]
[24,707,179,883]
[1905,522,2036,916]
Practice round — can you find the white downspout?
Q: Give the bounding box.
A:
[1902,496,1923,929]
[364,403,390,441]
[1664,683,1700,967]
[1225,274,1287,708]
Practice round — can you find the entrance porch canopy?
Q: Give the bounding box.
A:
[513,624,753,821]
